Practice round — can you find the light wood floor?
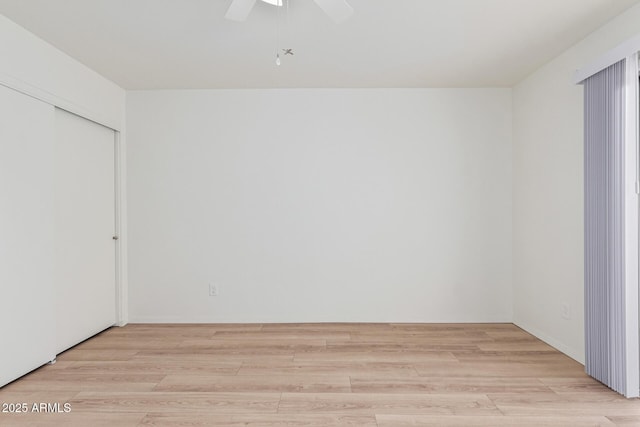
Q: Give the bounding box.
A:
[1,323,639,426]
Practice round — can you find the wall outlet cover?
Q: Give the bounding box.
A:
[209,284,218,297]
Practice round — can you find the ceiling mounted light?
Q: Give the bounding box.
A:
[225,0,353,23]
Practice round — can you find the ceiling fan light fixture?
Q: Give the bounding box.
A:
[226,0,352,23]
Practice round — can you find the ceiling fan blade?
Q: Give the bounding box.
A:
[225,0,257,22]
[313,0,354,23]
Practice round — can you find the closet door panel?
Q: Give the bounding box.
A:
[54,108,116,354]
[0,85,56,387]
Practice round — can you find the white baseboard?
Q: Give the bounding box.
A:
[514,320,585,365]
[128,315,513,324]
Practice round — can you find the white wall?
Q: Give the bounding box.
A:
[512,3,640,363]
[127,88,512,323]
[0,14,124,130]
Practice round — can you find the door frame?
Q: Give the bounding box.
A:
[114,130,128,326]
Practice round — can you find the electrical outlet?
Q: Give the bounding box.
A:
[209,284,218,297]
[561,303,571,320]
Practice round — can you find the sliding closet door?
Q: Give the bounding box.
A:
[54,108,116,354]
[0,85,56,387]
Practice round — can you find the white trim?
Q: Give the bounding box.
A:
[118,127,129,326]
[0,71,120,131]
[129,315,514,324]
[513,320,584,365]
[574,33,640,84]
[623,52,640,398]
[114,131,128,326]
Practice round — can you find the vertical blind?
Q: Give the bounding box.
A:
[583,58,627,394]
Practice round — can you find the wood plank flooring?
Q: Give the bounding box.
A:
[1,323,639,426]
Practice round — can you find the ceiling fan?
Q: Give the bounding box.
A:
[225,0,354,24]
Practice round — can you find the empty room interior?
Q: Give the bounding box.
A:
[2,0,640,425]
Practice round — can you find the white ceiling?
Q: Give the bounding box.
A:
[0,0,638,89]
